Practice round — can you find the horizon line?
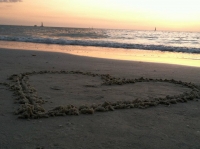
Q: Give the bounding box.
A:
[0,24,199,33]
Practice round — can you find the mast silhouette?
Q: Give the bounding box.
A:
[41,22,44,27]
[155,27,156,31]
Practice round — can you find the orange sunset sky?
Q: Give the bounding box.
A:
[0,0,200,32]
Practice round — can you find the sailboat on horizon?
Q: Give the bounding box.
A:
[41,22,44,27]
[155,27,156,31]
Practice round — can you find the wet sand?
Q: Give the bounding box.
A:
[0,46,200,149]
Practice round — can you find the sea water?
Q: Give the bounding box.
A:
[0,25,200,54]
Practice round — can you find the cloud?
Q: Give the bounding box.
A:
[0,0,22,2]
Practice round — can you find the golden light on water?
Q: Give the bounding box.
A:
[1,41,199,67]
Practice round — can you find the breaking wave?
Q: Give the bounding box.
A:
[0,35,200,53]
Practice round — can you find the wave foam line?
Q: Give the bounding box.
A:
[0,36,200,53]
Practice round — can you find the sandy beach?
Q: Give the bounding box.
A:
[0,45,200,149]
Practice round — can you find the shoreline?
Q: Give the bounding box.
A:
[0,41,200,67]
[0,46,200,149]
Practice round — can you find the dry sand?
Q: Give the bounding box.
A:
[0,44,200,149]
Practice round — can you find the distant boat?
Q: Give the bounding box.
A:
[155,27,156,31]
[34,25,37,27]
[41,22,44,27]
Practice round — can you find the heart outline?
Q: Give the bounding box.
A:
[4,70,200,119]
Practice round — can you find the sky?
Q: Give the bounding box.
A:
[0,0,200,31]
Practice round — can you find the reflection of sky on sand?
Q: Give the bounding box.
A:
[0,41,200,67]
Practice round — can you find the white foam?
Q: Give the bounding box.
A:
[0,35,200,53]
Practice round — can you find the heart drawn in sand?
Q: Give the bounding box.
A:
[6,70,200,119]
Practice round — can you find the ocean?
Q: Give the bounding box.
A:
[0,25,200,54]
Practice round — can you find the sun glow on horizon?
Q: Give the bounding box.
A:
[0,0,200,31]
